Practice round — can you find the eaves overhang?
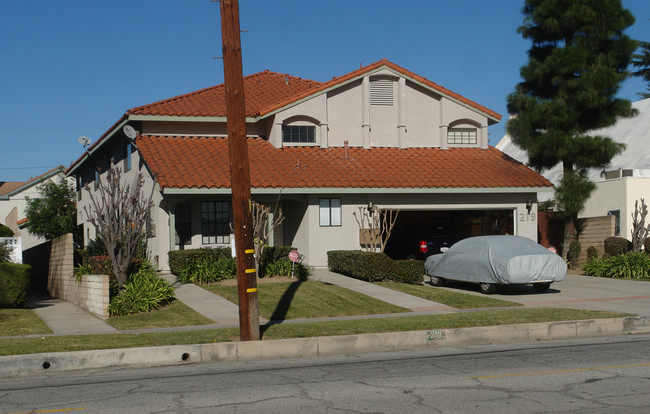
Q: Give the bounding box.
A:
[161,186,552,195]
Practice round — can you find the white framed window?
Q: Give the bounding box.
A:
[201,201,230,244]
[283,125,315,143]
[447,128,477,144]
[319,198,341,227]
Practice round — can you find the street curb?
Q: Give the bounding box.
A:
[2,316,649,377]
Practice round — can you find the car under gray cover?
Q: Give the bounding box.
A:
[424,235,566,293]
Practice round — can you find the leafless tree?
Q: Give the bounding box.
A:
[250,201,285,273]
[353,205,399,253]
[631,198,650,252]
[84,167,154,286]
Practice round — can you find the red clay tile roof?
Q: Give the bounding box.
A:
[126,59,501,121]
[137,135,551,190]
[127,71,323,118]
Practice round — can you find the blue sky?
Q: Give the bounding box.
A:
[1,0,648,182]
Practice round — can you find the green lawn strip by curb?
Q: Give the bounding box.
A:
[107,300,215,330]
[0,308,53,336]
[203,281,409,319]
[0,308,628,356]
[376,281,522,309]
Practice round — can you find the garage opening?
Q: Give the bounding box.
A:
[383,210,514,260]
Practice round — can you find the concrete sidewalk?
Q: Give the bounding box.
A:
[308,268,454,312]
[28,292,117,335]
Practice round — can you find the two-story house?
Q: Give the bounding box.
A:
[66,59,552,271]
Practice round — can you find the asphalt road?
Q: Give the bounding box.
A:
[2,334,650,413]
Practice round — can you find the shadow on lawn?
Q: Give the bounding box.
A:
[260,279,303,335]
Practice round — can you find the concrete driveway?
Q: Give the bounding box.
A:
[431,271,650,317]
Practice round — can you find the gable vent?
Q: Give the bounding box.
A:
[370,79,394,106]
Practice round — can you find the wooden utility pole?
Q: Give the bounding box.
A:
[220,0,260,341]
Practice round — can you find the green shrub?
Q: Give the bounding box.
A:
[0,223,14,237]
[587,246,599,260]
[604,237,631,257]
[389,260,424,284]
[0,243,12,263]
[109,264,175,316]
[582,252,650,280]
[261,258,309,279]
[328,250,394,282]
[85,236,108,257]
[567,239,582,268]
[176,256,236,284]
[0,263,31,308]
[168,247,232,275]
[582,257,605,277]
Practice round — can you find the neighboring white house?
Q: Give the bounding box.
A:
[67,59,552,270]
[497,98,650,241]
[0,166,69,250]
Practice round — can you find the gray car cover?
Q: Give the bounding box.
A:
[424,235,567,285]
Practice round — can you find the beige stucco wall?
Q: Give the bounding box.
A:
[268,70,491,152]
[580,177,650,240]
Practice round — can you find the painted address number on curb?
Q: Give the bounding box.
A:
[427,330,447,341]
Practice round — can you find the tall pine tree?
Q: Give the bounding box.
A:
[632,41,650,98]
[506,0,637,249]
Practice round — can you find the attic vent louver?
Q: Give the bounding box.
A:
[370,78,394,106]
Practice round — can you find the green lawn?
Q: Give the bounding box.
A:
[0,308,52,336]
[203,280,409,320]
[107,300,215,330]
[0,308,628,356]
[376,281,522,309]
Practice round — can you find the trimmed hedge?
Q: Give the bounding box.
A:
[327,250,423,284]
[604,237,632,257]
[168,247,232,275]
[169,246,306,282]
[0,263,31,308]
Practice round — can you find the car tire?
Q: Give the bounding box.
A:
[429,275,445,286]
[533,282,551,292]
[479,282,497,294]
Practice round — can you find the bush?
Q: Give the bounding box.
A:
[390,260,425,284]
[109,263,175,316]
[0,223,14,237]
[0,263,31,308]
[328,250,395,282]
[566,239,581,268]
[168,247,232,275]
[85,236,108,257]
[176,256,237,284]
[587,246,599,260]
[262,258,309,279]
[604,237,631,257]
[582,252,650,280]
[0,243,13,263]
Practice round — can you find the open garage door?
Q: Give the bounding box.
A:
[384,210,514,260]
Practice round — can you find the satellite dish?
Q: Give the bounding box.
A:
[78,136,91,149]
[122,125,137,140]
